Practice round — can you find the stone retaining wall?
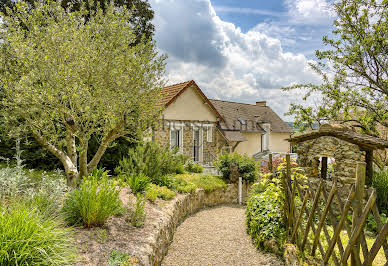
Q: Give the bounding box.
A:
[136,183,249,265]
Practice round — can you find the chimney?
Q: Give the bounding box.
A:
[256,101,266,107]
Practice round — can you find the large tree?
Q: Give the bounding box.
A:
[0,0,154,44]
[0,0,166,186]
[283,0,387,135]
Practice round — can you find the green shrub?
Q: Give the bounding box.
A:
[146,183,176,201]
[62,171,122,227]
[372,170,388,214]
[215,153,257,182]
[131,193,146,227]
[156,185,176,200]
[174,174,226,193]
[127,173,151,194]
[115,142,188,186]
[185,160,204,173]
[108,249,138,265]
[108,250,129,266]
[173,177,197,193]
[0,201,77,265]
[89,167,110,181]
[366,212,388,234]
[246,177,286,251]
[25,192,62,220]
[0,166,68,199]
[152,174,176,189]
[145,185,158,202]
[175,163,185,174]
[0,166,33,198]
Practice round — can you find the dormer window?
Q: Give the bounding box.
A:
[237,117,246,125]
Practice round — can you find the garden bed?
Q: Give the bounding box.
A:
[74,184,240,265]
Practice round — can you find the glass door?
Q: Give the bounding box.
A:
[193,129,201,162]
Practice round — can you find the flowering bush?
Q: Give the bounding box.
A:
[260,156,297,174]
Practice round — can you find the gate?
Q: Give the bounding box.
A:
[278,155,388,265]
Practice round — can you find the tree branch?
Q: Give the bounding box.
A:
[87,120,125,172]
[32,130,76,172]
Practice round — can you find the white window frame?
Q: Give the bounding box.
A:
[205,125,213,142]
[262,123,270,151]
[170,122,183,153]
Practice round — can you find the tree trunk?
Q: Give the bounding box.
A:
[33,131,79,187]
[79,138,89,181]
[66,130,77,167]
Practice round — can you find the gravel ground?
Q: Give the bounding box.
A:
[162,205,283,266]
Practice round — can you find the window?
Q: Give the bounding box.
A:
[237,117,247,125]
[170,129,180,150]
[262,123,270,151]
[207,126,212,142]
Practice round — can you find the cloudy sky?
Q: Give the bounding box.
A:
[149,0,337,120]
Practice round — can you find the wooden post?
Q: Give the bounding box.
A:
[321,157,328,179]
[286,154,291,181]
[365,150,373,186]
[269,153,273,174]
[351,162,366,266]
[286,154,293,230]
[238,176,242,205]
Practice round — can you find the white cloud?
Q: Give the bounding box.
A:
[150,0,322,119]
[286,0,336,25]
[213,6,286,17]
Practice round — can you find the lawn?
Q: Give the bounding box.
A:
[304,225,387,265]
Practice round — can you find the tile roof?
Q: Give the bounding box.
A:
[160,80,192,106]
[221,130,247,142]
[209,99,293,133]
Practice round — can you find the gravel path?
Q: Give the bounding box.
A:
[162,205,283,266]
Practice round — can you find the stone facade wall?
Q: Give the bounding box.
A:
[296,136,364,184]
[135,183,249,265]
[216,129,229,152]
[153,120,218,162]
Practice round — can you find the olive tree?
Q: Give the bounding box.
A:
[0,1,166,186]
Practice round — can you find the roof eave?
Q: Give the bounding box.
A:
[164,80,225,123]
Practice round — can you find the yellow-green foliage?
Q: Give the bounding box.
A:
[62,172,122,228]
[173,177,197,193]
[174,174,227,193]
[146,184,176,201]
[0,201,77,265]
[184,160,204,173]
[145,185,158,202]
[0,1,165,181]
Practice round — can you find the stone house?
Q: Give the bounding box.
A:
[151,80,293,165]
[289,124,388,185]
